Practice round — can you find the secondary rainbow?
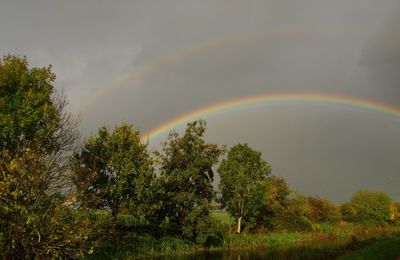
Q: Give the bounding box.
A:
[73,28,306,113]
[143,93,400,141]
[73,33,251,113]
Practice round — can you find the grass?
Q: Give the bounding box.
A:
[3,208,398,259]
[221,231,313,249]
[338,232,400,260]
[86,217,400,259]
[4,210,397,259]
[88,233,196,259]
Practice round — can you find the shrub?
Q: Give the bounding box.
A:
[181,204,227,246]
[271,194,313,231]
[340,202,357,221]
[347,190,392,224]
[306,196,341,223]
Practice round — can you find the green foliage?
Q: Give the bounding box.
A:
[0,55,89,258]
[218,143,272,232]
[264,176,290,210]
[181,203,226,246]
[340,202,357,221]
[212,211,233,226]
[306,196,341,223]
[260,176,290,229]
[346,190,393,224]
[88,233,194,259]
[156,120,225,243]
[338,232,400,260]
[0,55,54,152]
[389,202,400,223]
[72,123,154,225]
[272,194,314,231]
[272,195,340,232]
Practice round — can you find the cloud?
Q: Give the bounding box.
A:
[1,0,400,201]
[360,8,400,91]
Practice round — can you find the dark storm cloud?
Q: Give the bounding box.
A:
[1,0,399,201]
[360,7,400,102]
[201,105,400,202]
[78,0,400,132]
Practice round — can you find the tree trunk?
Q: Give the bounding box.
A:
[111,201,119,233]
[112,211,117,232]
[237,216,242,233]
[237,201,244,233]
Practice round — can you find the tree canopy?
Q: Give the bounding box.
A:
[156,120,225,242]
[346,190,393,224]
[218,143,272,233]
[72,123,154,226]
[0,55,87,258]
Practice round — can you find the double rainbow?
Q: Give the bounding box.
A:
[71,31,400,141]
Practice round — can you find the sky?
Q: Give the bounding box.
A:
[1,0,399,202]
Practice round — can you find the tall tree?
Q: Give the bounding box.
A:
[0,55,88,258]
[156,120,225,241]
[218,143,272,233]
[72,123,154,228]
[0,55,78,156]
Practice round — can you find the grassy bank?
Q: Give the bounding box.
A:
[338,232,400,260]
[2,211,398,259]
[88,217,400,259]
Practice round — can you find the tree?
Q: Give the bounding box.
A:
[391,202,400,224]
[218,143,272,233]
[0,55,78,157]
[0,150,93,258]
[306,196,340,223]
[340,202,357,222]
[273,193,314,231]
[72,123,154,228]
[0,55,89,258]
[260,176,290,228]
[156,120,225,242]
[346,190,392,224]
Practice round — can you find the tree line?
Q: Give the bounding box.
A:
[1,56,399,258]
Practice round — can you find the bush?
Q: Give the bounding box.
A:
[271,195,314,231]
[390,203,400,223]
[306,196,340,223]
[340,202,357,221]
[347,190,392,224]
[181,204,227,246]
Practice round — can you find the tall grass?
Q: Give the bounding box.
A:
[80,210,400,259]
[87,233,196,259]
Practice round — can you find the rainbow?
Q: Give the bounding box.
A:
[73,33,253,113]
[143,93,400,141]
[73,28,306,113]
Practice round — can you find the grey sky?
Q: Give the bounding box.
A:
[1,0,399,201]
